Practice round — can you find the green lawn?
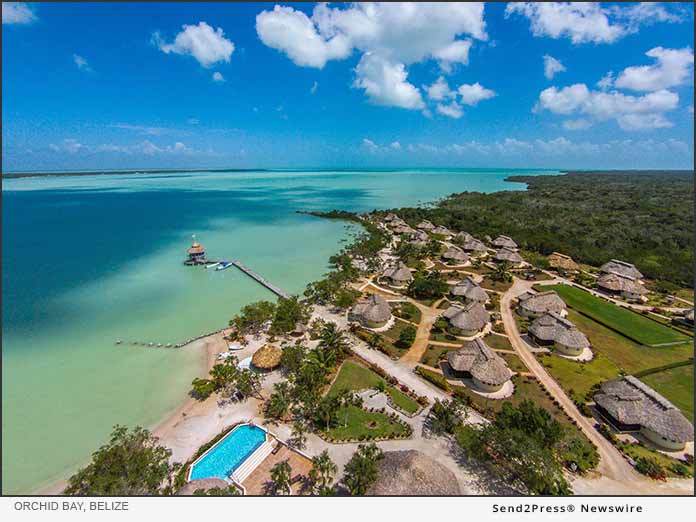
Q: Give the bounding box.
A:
[393,302,421,324]
[382,318,414,345]
[324,405,410,440]
[538,352,620,403]
[480,277,513,292]
[617,441,693,478]
[641,364,694,422]
[541,284,690,346]
[499,352,529,374]
[420,344,459,367]
[484,334,513,351]
[329,360,420,414]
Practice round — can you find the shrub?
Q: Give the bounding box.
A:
[669,462,692,478]
[635,457,666,480]
[415,366,451,391]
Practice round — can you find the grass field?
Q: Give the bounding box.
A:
[499,352,529,374]
[538,352,620,403]
[480,277,513,292]
[324,405,410,440]
[382,318,414,346]
[540,284,690,346]
[420,344,458,367]
[329,360,420,414]
[641,364,694,422]
[393,302,421,324]
[484,334,513,351]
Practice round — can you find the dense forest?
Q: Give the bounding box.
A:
[391,171,694,287]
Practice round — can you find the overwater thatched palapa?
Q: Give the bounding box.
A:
[367,450,461,496]
[251,344,282,370]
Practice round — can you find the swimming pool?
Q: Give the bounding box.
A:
[188,424,267,481]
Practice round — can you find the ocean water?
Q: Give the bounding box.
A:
[1,168,555,493]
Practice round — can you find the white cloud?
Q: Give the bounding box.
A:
[2,2,36,24]
[361,138,379,152]
[596,71,615,90]
[49,139,84,154]
[390,141,402,150]
[153,22,234,68]
[457,82,496,105]
[425,76,455,101]
[73,54,92,72]
[108,123,171,136]
[310,81,318,94]
[506,2,683,45]
[614,47,694,92]
[543,54,565,79]
[562,118,592,130]
[187,118,200,125]
[256,3,487,111]
[212,71,225,82]
[436,101,463,119]
[536,83,679,130]
[353,53,424,109]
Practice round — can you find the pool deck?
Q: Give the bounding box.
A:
[241,442,313,495]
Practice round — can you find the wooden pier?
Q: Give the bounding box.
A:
[231,261,290,299]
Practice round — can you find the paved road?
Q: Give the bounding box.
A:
[501,278,693,495]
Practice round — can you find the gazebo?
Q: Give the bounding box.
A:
[186,240,207,265]
[251,345,282,370]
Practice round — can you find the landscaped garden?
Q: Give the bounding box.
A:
[323,405,411,441]
[392,302,421,324]
[329,360,421,414]
[540,284,690,346]
[640,363,694,422]
[420,344,459,368]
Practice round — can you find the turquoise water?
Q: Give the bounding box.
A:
[1,168,555,493]
[189,424,267,481]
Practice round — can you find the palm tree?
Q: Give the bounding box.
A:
[342,443,384,496]
[316,396,339,431]
[308,450,337,494]
[307,347,337,373]
[491,261,513,283]
[266,382,292,420]
[269,459,292,495]
[319,322,350,360]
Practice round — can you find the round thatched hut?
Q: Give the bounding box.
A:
[251,344,282,370]
[367,450,461,495]
[348,294,392,328]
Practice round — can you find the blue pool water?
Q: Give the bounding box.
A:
[189,424,267,481]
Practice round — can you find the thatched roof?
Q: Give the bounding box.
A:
[442,245,469,263]
[548,252,579,271]
[392,223,416,235]
[447,338,512,386]
[384,213,399,222]
[597,273,647,295]
[187,242,205,255]
[686,309,694,323]
[251,344,282,369]
[461,238,488,253]
[177,478,230,495]
[383,261,413,282]
[443,301,489,332]
[455,231,473,243]
[595,376,693,443]
[492,235,517,249]
[528,312,590,350]
[600,259,643,280]
[350,294,392,324]
[367,450,461,496]
[518,290,566,315]
[494,247,523,264]
[450,277,488,302]
[417,220,435,230]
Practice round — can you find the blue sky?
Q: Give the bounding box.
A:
[2,2,694,171]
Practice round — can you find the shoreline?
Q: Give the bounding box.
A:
[33,329,227,495]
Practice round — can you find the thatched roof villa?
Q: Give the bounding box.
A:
[417,220,435,231]
[443,301,490,337]
[494,247,524,266]
[367,450,461,496]
[517,290,566,318]
[382,261,413,287]
[594,376,694,451]
[392,223,416,235]
[450,276,489,303]
[528,312,590,356]
[251,344,282,370]
[442,245,470,264]
[492,235,517,250]
[600,259,643,280]
[447,337,513,392]
[455,231,473,243]
[348,294,392,328]
[383,213,399,223]
[597,272,648,301]
[431,225,453,237]
[461,237,488,254]
[547,252,580,272]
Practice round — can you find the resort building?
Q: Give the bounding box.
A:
[392,223,416,236]
[443,301,490,336]
[494,247,524,267]
[348,294,392,329]
[517,290,567,318]
[528,312,591,357]
[417,220,435,231]
[185,240,207,265]
[685,309,694,325]
[408,230,430,246]
[431,225,453,237]
[599,259,644,280]
[450,276,489,303]
[597,272,648,301]
[447,338,513,392]
[547,252,580,272]
[492,235,518,250]
[594,376,694,451]
[382,261,413,287]
[383,213,399,223]
[367,450,461,495]
[455,231,473,244]
[441,245,470,265]
[461,237,488,255]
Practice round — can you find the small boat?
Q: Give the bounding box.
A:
[228,343,243,351]
[205,262,220,269]
[216,261,233,271]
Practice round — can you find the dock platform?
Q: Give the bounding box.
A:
[232,261,289,299]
